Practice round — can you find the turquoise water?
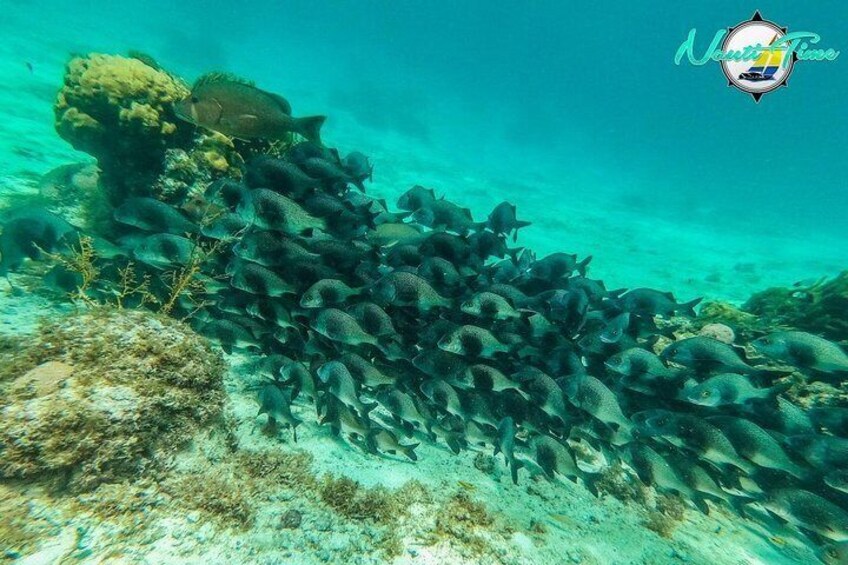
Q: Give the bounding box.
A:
[0,2,846,564]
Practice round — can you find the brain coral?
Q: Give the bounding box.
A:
[0,308,225,492]
[54,54,193,204]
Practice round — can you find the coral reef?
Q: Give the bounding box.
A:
[0,308,225,491]
[54,54,192,204]
[692,301,766,343]
[743,271,848,343]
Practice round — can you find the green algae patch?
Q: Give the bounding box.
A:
[429,489,512,559]
[0,307,225,492]
[165,470,257,530]
[0,484,57,559]
[319,475,399,524]
[643,494,686,539]
[743,271,848,343]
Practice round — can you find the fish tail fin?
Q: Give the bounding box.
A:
[577,255,593,277]
[403,442,420,462]
[680,297,703,317]
[509,460,520,485]
[445,435,464,455]
[295,115,326,145]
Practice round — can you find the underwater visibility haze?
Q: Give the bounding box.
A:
[1,1,847,564]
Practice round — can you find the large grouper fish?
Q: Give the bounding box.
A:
[174,73,325,144]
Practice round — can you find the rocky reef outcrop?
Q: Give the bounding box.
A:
[0,308,225,491]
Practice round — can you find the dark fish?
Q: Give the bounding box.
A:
[234,231,318,267]
[377,389,434,437]
[642,412,753,474]
[682,373,778,407]
[132,233,195,270]
[114,197,198,234]
[419,379,463,419]
[516,369,569,424]
[412,199,479,234]
[412,349,468,380]
[228,260,295,297]
[438,325,511,358]
[238,188,325,234]
[279,359,315,402]
[461,291,522,321]
[364,428,418,461]
[825,470,848,495]
[319,396,371,439]
[708,416,805,478]
[365,222,426,247]
[453,364,528,398]
[629,443,692,497]
[245,298,295,329]
[205,178,249,210]
[338,352,394,388]
[809,407,848,436]
[529,252,591,280]
[244,156,320,197]
[417,257,467,289]
[785,434,848,471]
[531,434,579,481]
[397,185,437,211]
[759,489,848,541]
[487,201,531,241]
[347,302,400,341]
[342,151,373,187]
[200,319,259,354]
[317,360,375,417]
[371,271,451,311]
[257,384,302,441]
[300,156,364,192]
[753,331,848,373]
[300,278,361,308]
[599,312,630,344]
[560,375,633,443]
[605,347,678,392]
[174,73,325,143]
[820,541,848,565]
[311,308,379,347]
[200,212,249,241]
[0,208,77,274]
[618,288,701,318]
[494,417,521,484]
[661,336,753,374]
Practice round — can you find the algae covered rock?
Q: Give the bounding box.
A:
[743,272,848,344]
[0,308,225,491]
[54,53,192,204]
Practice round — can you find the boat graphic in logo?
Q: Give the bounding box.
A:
[674,11,839,103]
[737,34,783,82]
[720,13,794,102]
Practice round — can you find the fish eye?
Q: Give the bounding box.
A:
[760,337,771,345]
[701,390,711,398]
[191,96,199,103]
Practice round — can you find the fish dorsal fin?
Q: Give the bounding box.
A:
[193,72,255,90]
[266,92,292,115]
